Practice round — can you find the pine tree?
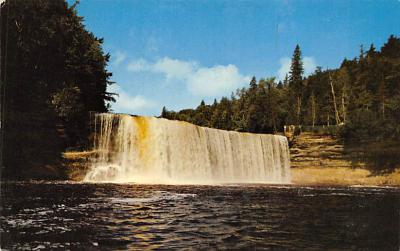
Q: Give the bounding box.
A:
[161,106,168,118]
[249,76,257,89]
[381,35,400,58]
[289,45,304,125]
[1,0,114,177]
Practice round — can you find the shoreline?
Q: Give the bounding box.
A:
[291,167,400,186]
[3,161,400,188]
[62,151,400,186]
[5,150,399,187]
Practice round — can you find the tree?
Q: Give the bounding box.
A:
[161,106,168,118]
[381,35,400,58]
[249,76,257,89]
[161,35,400,151]
[193,100,209,126]
[264,78,280,132]
[232,88,248,131]
[210,97,233,130]
[289,45,304,125]
[335,67,350,123]
[329,72,341,125]
[1,0,114,178]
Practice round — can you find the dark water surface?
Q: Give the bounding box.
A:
[1,182,399,250]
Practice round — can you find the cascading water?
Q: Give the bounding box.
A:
[84,113,291,184]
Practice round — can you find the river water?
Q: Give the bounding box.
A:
[1,182,399,250]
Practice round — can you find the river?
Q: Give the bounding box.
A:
[1,182,399,250]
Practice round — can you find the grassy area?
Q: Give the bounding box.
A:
[291,167,400,186]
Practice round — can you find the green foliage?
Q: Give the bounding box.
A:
[288,45,304,125]
[1,0,114,178]
[161,35,400,146]
[161,36,400,173]
[381,35,400,58]
[161,77,289,133]
[51,86,84,120]
[289,45,304,91]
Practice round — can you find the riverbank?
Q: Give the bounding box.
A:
[291,167,400,186]
[62,151,400,186]
[288,131,400,186]
[62,130,400,186]
[62,151,93,181]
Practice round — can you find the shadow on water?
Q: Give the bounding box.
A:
[1,182,400,250]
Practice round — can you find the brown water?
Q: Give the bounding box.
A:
[1,182,399,250]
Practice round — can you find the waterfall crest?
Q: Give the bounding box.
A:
[84,113,291,184]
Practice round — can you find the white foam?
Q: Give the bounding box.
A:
[84,113,291,184]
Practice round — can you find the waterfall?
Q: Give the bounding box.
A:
[84,113,291,184]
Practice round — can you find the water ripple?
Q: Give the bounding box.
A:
[1,182,399,250]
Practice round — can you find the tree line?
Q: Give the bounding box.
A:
[1,0,399,178]
[161,35,400,143]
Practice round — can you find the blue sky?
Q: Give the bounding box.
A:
[72,0,400,116]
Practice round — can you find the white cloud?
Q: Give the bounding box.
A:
[112,51,127,66]
[277,56,317,80]
[127,57,249,96]
[277,57,291,81]
[108,84,156,114]
[153,57,196,80]
[126,58,150,72]
[303,57,317,76]
[188,65,250,96]
[127,57,195,80]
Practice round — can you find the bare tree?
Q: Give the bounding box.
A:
[329,72,341,125]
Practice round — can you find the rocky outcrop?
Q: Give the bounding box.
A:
[62,151,94,181]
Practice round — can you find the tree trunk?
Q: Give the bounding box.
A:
[296,96,301,126]
[329,73,341,125]
[379,80,385,119]
[327,113,330,126]
[311,94,316,127]
[341,89,346,124]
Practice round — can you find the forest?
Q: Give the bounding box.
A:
[1,0,115,178]
[1,0,400,178]
[161,36,400,144]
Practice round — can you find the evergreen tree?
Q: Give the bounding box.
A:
[160,35,400,151]
[1,0,114,178]
[161,106,168,118]
[249,76,257,89]
[381,35,400,58]
[289,45,304,125]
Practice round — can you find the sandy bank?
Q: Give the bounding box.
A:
[291,167,400,186]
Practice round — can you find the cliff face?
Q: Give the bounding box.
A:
[289,132,365,169]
